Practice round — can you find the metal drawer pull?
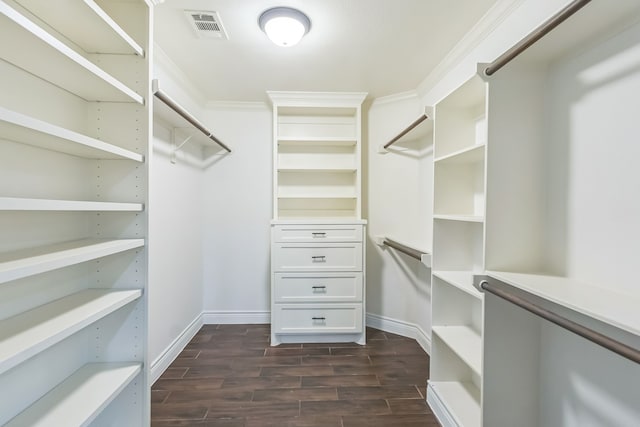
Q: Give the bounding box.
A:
[312,317,326,321]
[311,255,326,262]
[311,232,326,238]
[311,285,326,289]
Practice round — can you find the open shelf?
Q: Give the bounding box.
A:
[0,1,143,103]
[278,167,356,173]
[433,270,483,299]
[14,0,144,56]
[428,381,481,427]
[0,238,145,285]
[5,363,142,427]
[0,197,143,212]
[0,289,142,375]
[5,362,141,427]
[434,215,484,223]
[0,106,144,161]
[434,143,485,164]
[432,325,482,375]
[277,136,357,147]
[487,271,640,336]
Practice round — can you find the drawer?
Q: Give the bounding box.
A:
[272,243,362,272]
[273,224,363,243]
[274,272,363,303]
[273,304,363,334]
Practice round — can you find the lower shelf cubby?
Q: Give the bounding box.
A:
[4,362,141,427]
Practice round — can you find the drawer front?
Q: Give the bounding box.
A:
[273,224,363,243]
[273,304,363,334]
[274,272,363,303]
[273,243,362,272]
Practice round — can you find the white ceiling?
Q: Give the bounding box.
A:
[154,0,500,103]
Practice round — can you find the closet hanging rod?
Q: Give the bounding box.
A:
[383,112,429,150]
[152,80,231,153]
[382,238,426,261]
[473,275,640,365]
[483,0,591,76]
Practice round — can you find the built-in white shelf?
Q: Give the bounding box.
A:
[428,381,481,427]
[277,136,357,147]
[5,362,141,427]
[433,325,482,375]
[0,238,145,285]
[0,289,142,375]
[433,270,484,299]
[0,106,144,161]
[433,214,484,223]
[14,0,144,56]
[487,271,640,336]
[278,195,357,200]
[0,197,143,212]
[435,143,485,164]
[0,1,143,103]
[278,167,357,173]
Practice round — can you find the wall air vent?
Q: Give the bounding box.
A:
[184,10,228,39]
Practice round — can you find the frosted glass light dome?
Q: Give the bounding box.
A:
[259,7,311,47]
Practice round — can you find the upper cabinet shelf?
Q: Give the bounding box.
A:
[380,106,432,153]
[152,79,231,156]
[13,0,144,56]
[0,106,144,161]
[486,271,640,337]
[0,1,143,103]
[277,136,357,147]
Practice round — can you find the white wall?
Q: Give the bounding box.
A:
[365,94,433,348]
[148,54,207,382]
[201,103,273,323]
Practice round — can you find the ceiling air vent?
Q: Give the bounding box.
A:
[184,10,228,39]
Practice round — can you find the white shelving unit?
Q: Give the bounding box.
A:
[268,92,367,346]
[480,3,640,425]
[428,73,488,427]
[268,92,367,220]
[0,0,151,425]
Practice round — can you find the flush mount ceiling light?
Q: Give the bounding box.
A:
[258,7,311,47]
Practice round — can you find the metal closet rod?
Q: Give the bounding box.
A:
[484,0,592,76]
[474,276,640,365]
[152,81,231,153]
[383,238,426,261]
[383,113,429,150]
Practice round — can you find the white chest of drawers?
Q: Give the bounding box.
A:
[270,221,366,345]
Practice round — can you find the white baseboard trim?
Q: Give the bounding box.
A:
[150,313,203,384]
[202,310,270,324]
[426,382,459,427]
[366,313,431,355]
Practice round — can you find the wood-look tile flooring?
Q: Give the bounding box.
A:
[151,325,439,426]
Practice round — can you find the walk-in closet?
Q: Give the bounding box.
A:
[1,0,638,426]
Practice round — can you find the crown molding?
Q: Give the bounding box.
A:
[370,90,419,107]
[266,91,368,107]
[417,0,526,97]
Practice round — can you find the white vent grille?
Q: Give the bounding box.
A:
[184,10,228,39]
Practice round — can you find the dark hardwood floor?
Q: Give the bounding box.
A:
[151,325,439,426]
